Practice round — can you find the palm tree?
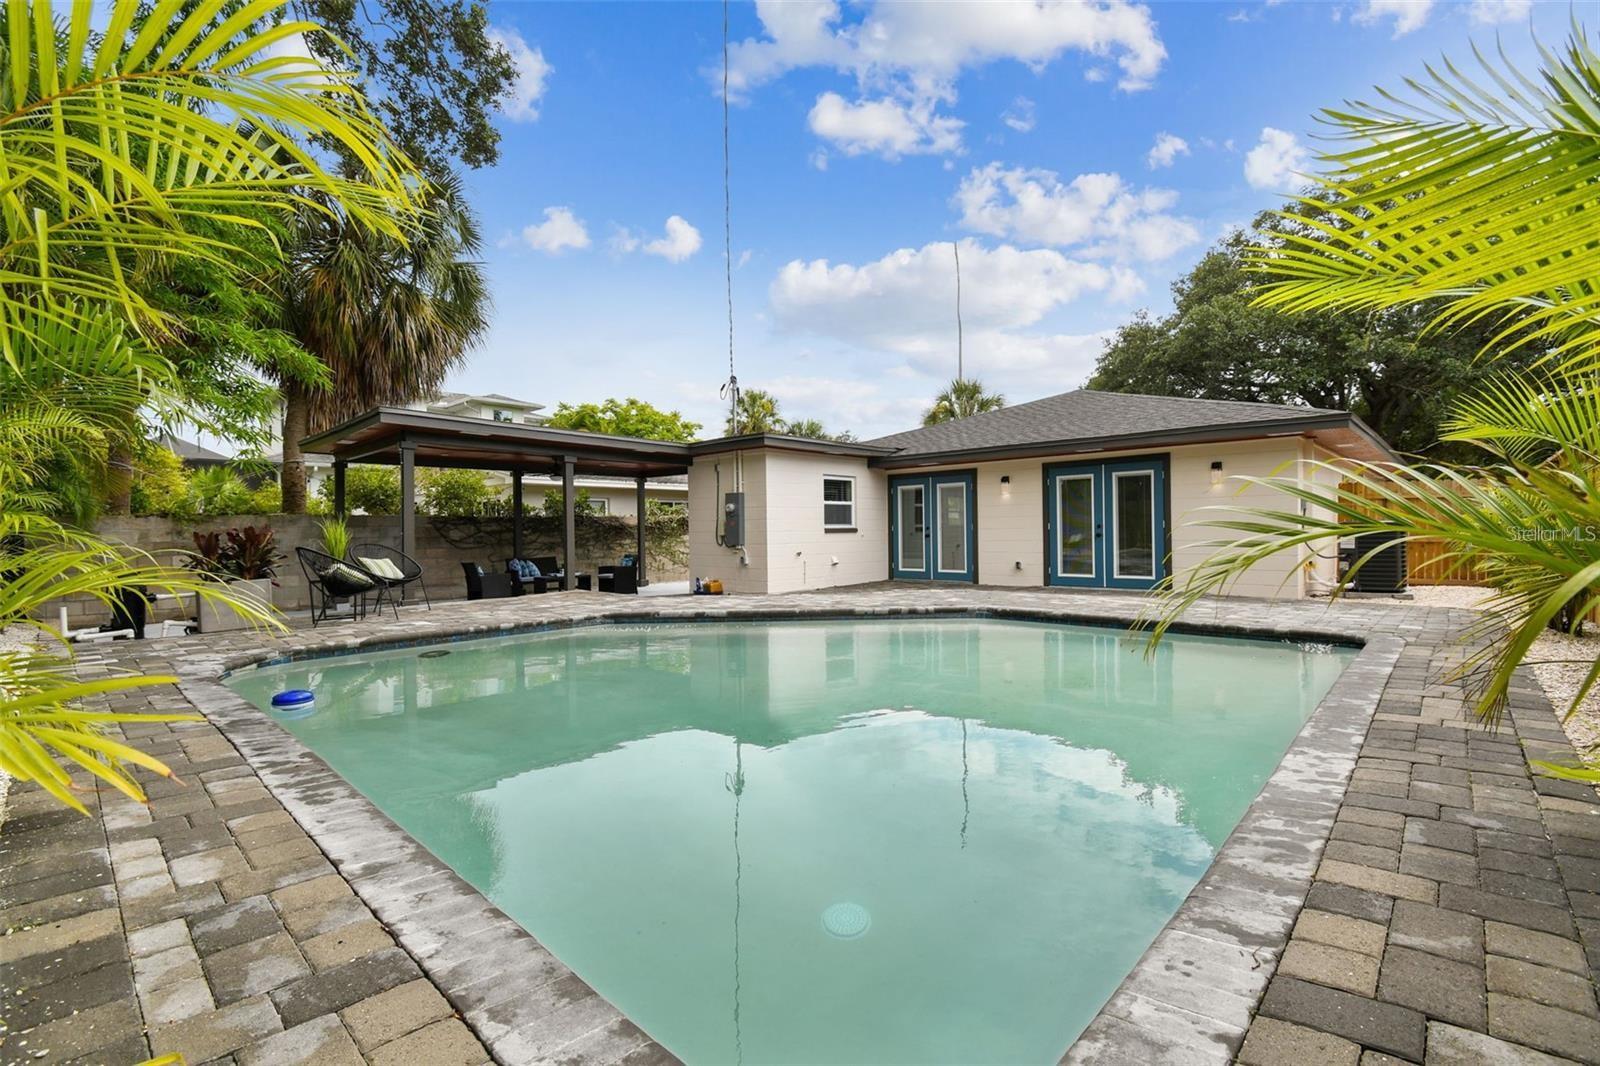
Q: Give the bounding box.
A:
[0,0,417,811]
[922,378,1006,426]
[1150,23,1600,762]
[725,388,784,435]
[279,173,490,511]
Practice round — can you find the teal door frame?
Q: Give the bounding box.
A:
[889,472,977,582]
[1044,456,1168,590]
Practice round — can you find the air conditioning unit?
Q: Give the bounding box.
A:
[1347,532,1407,594]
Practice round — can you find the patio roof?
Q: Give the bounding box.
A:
[300,407,689,588]
[300,407,691,479]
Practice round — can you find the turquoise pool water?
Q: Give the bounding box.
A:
[229,618,1353,1065]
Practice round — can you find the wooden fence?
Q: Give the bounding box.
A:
[1404,537,1490,587]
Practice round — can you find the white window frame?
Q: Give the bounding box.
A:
[934,481,969,575]
[822,475,856,530]
[590,497,610,515]
[1054,473,1097,580]
[1111,470,1156,580]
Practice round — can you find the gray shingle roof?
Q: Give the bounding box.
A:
[864,389,1347,458]
[158,432,228,463]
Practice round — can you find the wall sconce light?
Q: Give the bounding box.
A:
[1000,475,1011,484]
[1210,460,1224,486]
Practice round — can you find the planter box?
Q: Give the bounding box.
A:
[197,577,272,634]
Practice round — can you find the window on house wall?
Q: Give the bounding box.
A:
[492,409,512,422]
[590,498,609,515]
[823,476,855,529]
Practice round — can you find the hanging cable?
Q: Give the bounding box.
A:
[718,0,739,440]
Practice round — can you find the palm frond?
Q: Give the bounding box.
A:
[1144,457,1600,726]
[1247,21,1600,366]
[0,0,423,350]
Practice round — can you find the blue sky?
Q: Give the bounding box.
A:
[451,0,1571,440]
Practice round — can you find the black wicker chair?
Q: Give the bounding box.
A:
[349,542,430,610]
[297,547,391,626]
[462,562,516,600]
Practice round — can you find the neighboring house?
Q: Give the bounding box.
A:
[422,392,546,425]
[686,389,1397,599]
[159,432,230,470]
[510,473,687,515]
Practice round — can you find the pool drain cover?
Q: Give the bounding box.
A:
[822,902,871,939]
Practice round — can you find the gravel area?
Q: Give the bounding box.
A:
[1405,584,1600,758]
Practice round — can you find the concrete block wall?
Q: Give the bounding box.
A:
[54,514,689,627]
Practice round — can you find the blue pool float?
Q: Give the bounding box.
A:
[270,690,316,718]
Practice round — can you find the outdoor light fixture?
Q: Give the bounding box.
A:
[1000,475,1010,484]
[1210,461,1224,486]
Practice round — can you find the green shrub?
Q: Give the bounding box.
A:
[187,467,252,516]
[243,481,281,514]
[129,446,192,517]
[318,464,401,515]
[421,469,499,516]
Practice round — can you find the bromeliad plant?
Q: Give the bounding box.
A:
[1148,21,1600,782]
[189,527,284,581]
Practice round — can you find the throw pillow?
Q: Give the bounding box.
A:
[360,557,405,580]
[323,561,376,590]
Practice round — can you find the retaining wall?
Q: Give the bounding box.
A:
[55,514,688,627]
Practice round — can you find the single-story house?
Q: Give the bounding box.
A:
[685,389,1396,599]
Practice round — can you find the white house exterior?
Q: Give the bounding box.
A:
[687,390,1394,599]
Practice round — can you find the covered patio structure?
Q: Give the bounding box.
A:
[300,407,691,589]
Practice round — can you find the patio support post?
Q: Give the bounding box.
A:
[332,461,347,518]
[399,439,416,561]
[561,455,576,590]
[635,475,648,586]
[511,468,523,558]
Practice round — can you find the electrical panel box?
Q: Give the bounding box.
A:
[723,492,745,548]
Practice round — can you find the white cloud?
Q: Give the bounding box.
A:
[809,148,830,170]
[487,27,552,121]
[807,92,964,158]
[612,216,703,262]
[1146,131,1189,169]
[519,207,589,253]
[954,164,1200,262]
[1002,96,1036,133]
[644,216,703,262]
[1352,0,1433,37]
[1243,127,1310,190]
[728,0,1167,96]
[723,1,1166,162]
[1469,0,1530,24]
[768,239,1136,389]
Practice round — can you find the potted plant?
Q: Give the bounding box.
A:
[190,526,283,632]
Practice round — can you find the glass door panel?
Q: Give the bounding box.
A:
[936,482,968,574]
[1056,475,1096,579]
[896,483,926,574]
[1113,472,1155,579]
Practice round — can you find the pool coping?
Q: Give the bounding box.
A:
[169,593,1405,1065]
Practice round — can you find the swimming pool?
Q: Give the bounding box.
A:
[228,618,1354,1064]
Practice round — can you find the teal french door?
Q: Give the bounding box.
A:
[890,473,976,582]
[1045,458,1168,589]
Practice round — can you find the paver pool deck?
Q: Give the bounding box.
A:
[2,586,1598,1065]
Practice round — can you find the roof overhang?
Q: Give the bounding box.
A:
[300,407,691,478]
[688,433,898,459]
[869,413,1398,469]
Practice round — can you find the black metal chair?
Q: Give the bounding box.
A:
[297,547,392,626]
[349,542,430,610]
[462,562,517,600]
